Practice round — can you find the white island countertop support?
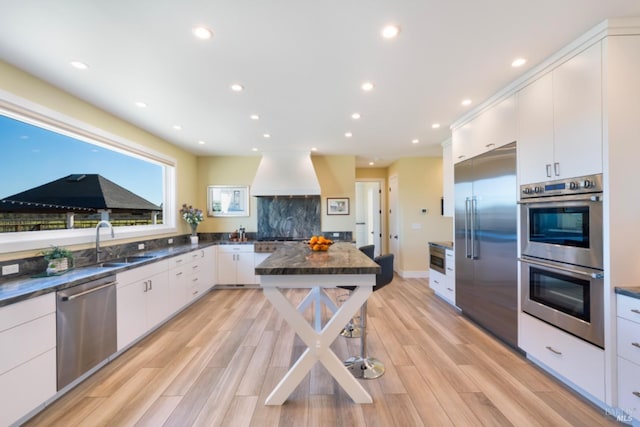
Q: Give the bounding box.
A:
[255,242,380,405]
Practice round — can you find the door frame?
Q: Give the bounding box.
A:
[355,178,385,256]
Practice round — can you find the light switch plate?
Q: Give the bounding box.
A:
[2,264,19,275]
[138,243,145,250]
[168,238,174,244]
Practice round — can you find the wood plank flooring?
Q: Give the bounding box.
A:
[24,276,621,426]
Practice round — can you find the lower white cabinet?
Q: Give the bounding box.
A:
[116,260,170,350]
[616,294,640,416]
[519,312,605,401]
[429,249,456,306]
[217,244,255,285]
[0,294,56,426]
[188,246,216,301]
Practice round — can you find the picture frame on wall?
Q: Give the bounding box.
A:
[327,197,349,215]
[208,185,250,217]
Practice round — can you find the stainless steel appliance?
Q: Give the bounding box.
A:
[520,256,604,348]
[519,173,604,348]
[56,275,117,390]
[520,174,603,269]
[455,142,518,347]
[428,244,445,274]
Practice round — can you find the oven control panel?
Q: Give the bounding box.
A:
[520,173,603,198]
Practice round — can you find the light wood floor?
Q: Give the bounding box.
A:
[25,276,621,426]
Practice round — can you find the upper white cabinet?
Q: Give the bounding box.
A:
[518,42,603,184]
[452,95,516,164]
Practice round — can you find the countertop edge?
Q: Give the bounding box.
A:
[615,286,640,300]
[0,242,217,307]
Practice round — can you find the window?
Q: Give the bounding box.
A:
[0,95,176,254]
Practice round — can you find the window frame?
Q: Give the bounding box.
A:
[0,90,177,254]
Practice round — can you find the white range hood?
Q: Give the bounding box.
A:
[250,151,321,197]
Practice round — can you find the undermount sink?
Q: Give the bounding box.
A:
[99,255,155,268]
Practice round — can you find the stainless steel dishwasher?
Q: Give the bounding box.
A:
[56,274,117,390]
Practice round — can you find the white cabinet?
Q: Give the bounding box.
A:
[254,252,270,285]
[217,244,255,285]
[452,95,516,164]
[429,249,456,306]
[188,246,216,301]
[0,294,56,426]
[517,42,602,184]
[616,294,640,414]
[441,139,454,217]
[116,260,169,350]
[519,313,605,401]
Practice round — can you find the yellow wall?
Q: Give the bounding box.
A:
[196,155,356,235]
[388,157,453,274]
[0,60,199,255]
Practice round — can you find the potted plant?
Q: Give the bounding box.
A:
[42,246,74,274]
[180,203,204,245]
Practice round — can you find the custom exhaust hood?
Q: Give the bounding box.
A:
[250,151,321,197]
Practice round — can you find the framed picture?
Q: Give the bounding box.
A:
[208,185,250,217]
[327,197,349,215]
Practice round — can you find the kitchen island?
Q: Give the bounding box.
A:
[255,242,380,405]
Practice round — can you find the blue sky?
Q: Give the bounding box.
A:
[0,114,163,205]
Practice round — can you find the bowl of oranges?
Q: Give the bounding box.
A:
[307,235,333,251]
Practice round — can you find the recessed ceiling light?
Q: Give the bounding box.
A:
[311,147,318,152]
[231,84,244,92]
[351,113,361,119]
[461,99,472,106]
[251,147,258,152]
[369,161,375,166]
[345,132,353,138]
[135,101,147,108]
[192,26,213,40]
[512,58,527,67]
[432,123,441,129]
[250,114,260,120]
[263,133,271,138]
[412,139,419,144]
[198,140,206,145]
[173,125,182,130]
[361,82,374,91]
[70,61,89,70]
[381,24,400,39]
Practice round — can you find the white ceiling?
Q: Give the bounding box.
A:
[1,1,639,167]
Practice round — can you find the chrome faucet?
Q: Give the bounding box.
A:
[96,220,114,263]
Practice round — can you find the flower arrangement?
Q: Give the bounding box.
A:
[180,203,204,235]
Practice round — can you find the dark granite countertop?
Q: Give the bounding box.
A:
[616,286,640,300]
[0,242,216,307]
[428,241,454,250]
[255,242,380,275]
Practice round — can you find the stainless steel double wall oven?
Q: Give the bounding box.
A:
[519,173,604,348]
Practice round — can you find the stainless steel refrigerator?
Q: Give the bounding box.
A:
[455,142,518,347]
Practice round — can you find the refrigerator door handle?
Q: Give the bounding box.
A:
[470,198,477,259]
[464,198,471,258]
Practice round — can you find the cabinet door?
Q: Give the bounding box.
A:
[198,247,216,290]
[169,264,190,312]
[517,72,555,184]
[236,252,256,284]
[553,42,602,179]
[253,252,270,284]
[116,280,147,350]
[217,252,237,284]
[145,271,169,330]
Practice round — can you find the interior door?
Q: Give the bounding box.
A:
[355,181,382,256]
[388,175,399,271]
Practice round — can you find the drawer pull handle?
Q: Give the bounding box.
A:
[632,309,640,315]
[632,342,640,349]
[446,287,454,292]
[546,346,562,355]
[633,391,640,399]
[433,280,439,284]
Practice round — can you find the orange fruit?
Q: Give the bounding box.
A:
[309,236,318,244]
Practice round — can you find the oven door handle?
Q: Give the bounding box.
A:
[519,257,604,279]
[518,193,602,204]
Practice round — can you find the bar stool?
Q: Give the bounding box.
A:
[343,253,394,379]
[340,244,375,338]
